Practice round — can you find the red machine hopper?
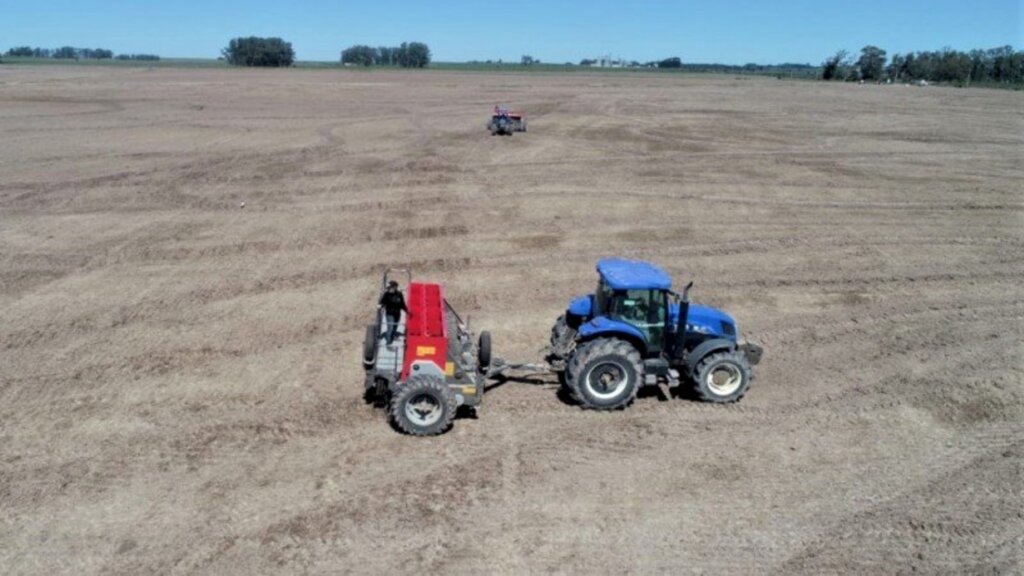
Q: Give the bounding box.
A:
[400,282,448,379]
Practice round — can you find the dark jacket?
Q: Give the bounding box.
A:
[379,290,409,317]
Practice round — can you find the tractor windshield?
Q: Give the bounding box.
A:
[595,280,615,315]
[596,281,668,351]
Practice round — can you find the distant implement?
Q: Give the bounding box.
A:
[488,105,527,136]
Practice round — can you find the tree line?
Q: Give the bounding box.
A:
[340,42,431,68]
[5,46,158,60]
[222,37,295,67]
[823,45,1023,85]
[577,57,682,68]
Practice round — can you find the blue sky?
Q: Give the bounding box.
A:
[1,1,1020,63]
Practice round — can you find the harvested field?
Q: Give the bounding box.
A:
[1,66,1022,574]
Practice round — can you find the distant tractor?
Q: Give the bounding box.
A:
[547,258,763,410]
[488,105,526,136]
[363,269,491,436]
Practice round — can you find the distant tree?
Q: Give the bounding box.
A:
[857,45,887,81]
[966,49,985,82]
[579,58,596,66]
[935,47,972,84]
[397,41,430,68]
[990,45,1023,83]
[222,37,294,67]
[886,53,905,80]
[6,46,34,57]
[821,50,850,80]
[826,45,1022,86]
[53,46,77,59]
[657,57,682,69]
[341,45,377,66]
[521,55,535,66]
[337,41,429,68]
[117,53,160,61]
[906,52,932,80]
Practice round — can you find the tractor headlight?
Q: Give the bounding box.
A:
[686,323,712,335]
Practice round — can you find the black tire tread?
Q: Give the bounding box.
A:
[566,338,642,410]
[389,374,457,436]
[362,325,377,367]
[549,315,578,385]
[562,340,593,396]
[692,350,753,403]
[478,331,492,369]
[549,315,570,348]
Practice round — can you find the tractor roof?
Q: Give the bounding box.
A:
[596,258,672,291]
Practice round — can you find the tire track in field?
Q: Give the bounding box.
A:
[776,439,1023,574]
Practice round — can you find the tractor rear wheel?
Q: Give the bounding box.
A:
[559,340,592,395]
[390,374,457,436]
[692,350,752,403]
[567,338,641,410]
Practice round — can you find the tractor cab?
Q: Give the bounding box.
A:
[584,261,672,354]
[568,258,743,358]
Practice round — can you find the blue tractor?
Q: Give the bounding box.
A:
[547,258,763,409]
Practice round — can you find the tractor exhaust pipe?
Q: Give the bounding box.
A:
[678,281,693,329]
[672,281,694,360]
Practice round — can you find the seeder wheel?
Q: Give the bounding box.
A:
[389,374,457,436]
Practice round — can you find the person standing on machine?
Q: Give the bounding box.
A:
[379,280,410,347]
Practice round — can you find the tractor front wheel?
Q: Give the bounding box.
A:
[549,315,577,384]
[567,338,641,410]
[692,350,752,403]
[549,315,576,351]
[390,374,457,436]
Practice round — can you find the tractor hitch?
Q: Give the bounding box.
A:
[739,342,763,365]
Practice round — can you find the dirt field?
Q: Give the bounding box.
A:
[1,65,1022,574]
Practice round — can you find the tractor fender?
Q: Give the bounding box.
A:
[567,295,593,317]
[578,316,648,354]
[684,338,737,376]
